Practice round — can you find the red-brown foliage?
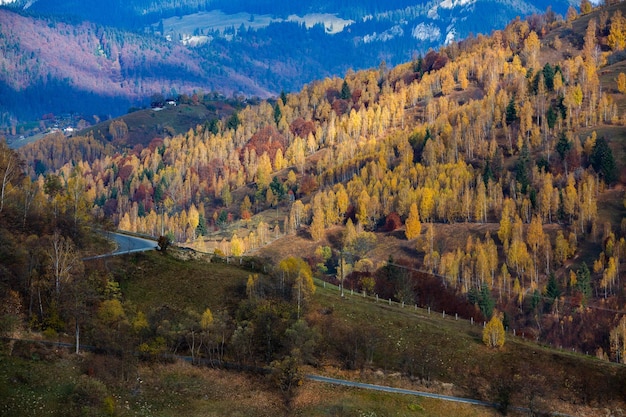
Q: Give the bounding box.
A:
[382,212,403,232]
[290,118,316,138]
[241,125,287,163]
[299,175,318,196]
[423,50,449,73]
[118,164,134,183]
[331,99,350,116]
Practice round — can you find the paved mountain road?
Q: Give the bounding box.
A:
[307,375,498,408]
[306,375,576,416]
[83,232,157,260]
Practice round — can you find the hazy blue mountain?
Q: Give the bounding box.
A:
[1,0,576,126]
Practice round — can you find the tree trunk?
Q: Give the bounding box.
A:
[75,321,80,354]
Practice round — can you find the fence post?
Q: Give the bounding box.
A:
[442,311,445,318]
[455,313,458,320]
[388,298,391,305]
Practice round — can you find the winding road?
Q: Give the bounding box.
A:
[83,232,157,260]
[306,375,577,417]
[307,375,498,408]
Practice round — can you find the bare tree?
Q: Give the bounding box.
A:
[46,230,82,297]
[0,140,22,213]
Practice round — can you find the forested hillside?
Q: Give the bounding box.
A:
[15,0,626,363]
[0,8,270,124]
[2,2,626,414]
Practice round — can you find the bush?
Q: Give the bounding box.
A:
[483,315,505,348]
[68,375,110,416]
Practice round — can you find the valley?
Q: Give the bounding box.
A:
[1,0,575,126]
[1,0,626,416]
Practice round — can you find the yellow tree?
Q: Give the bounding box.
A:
[507,238,530,281]
[475,242,490,287]
[65,166,89,227]
[566,6,577,23]
[583,19,598,65]
[335,183,349,220]
[287,136,306,173]
[608,11,626,51]
[256,152,273,190]
[231,234,244,257]
[289,200,306,232]
[474,180,487,223]
[405,202,422,240]
[246,274,259,301]
[563,174,578,224]
[197,307,214,362]
[422,223,437,272]
[617,73,626,93]
[554,230,570,266]
[601,256,618,298]
[522,31,540,69]
[500,264,511,300]
[108,119,128,141]
[356,189,371,227]
[520,100,534,141]
[343,218,357,248]
[274,148,286,171]
[278,257,315,318]
[526,215,544,284]
[483,314,505,348]
[498,199,513,248]
[323,190,338,226]
[200,308,214,329]
[188,204,200,239]
[420,187,435,222]
[440,68,456,95]
[580,0,592,14]
[610,315,626,363]
[458,66,469,90]
[310,205,325,242]
[512,277,523,307]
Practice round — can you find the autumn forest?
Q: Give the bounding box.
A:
[2,0,626,414]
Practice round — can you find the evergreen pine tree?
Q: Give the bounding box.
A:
[576,262,592,305]
[546,273,561,301]
[590,137,617,184]
[516,141,531,194]
[506,96,518,124]
[556,131,572,161]
[273,102,282,125]
[543,63,555,91]
[340,79,351,100]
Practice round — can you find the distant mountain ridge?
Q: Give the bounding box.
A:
[1,0,576,126]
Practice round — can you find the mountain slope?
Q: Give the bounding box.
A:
[0,9,271,122]
[3,2,626,414]
[17,0,626,368]
[1,0,577,125]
